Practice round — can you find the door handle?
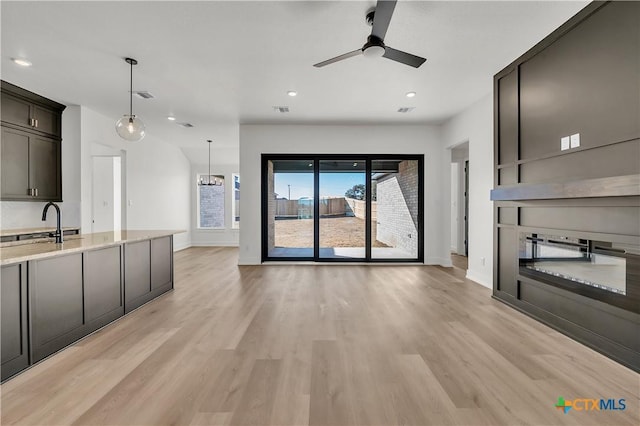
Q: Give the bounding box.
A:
[34,119,38,128]
[34,188,38,197]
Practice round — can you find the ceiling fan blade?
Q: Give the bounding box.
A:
[313,49,362,68]
[383,47,426,68]
[371,0,397,40]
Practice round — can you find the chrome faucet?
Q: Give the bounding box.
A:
[42,202,63,243]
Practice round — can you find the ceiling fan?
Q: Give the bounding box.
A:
[314,0,426,68]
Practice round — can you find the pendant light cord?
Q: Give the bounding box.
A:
[129,60,133,117]
[208,141,212,184]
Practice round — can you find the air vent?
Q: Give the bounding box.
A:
[273,106,290,113]
[177,122,194,128]
[397,107,415,113]
[133,91,155,99]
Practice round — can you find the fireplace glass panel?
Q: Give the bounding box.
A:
[519,233,628,295]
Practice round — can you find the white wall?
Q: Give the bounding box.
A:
[190,163,240,247]
[441,94,494,288]
[0,105,82,229]
[79,107,192,250]
[238,124,447,266]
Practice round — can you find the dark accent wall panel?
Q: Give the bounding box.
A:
[493,1,640,372]
[498,166,517,186]
[498,69,519,165]
[498,207,517,225]
[519,140,640,184]
[498,227,517,296]
[519,1,639,160]
[520,206,640,236]
[519,280,640,352]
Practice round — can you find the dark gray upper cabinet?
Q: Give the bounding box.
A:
[0,81,64,138]
[1,127,30,200]
[518,1,639,160]
[1,263,29,382]
[1,80,65,202]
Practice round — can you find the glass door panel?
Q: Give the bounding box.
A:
[266,159,315,258]
[371,159,419,259]
[319,160,366,259]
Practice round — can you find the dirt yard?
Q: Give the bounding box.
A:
[275,216,388,248]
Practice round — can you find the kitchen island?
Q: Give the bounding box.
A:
[1,230,183,381]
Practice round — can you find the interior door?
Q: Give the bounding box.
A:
[92,157,115,233]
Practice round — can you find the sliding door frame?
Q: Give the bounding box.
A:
[261,154,424,263]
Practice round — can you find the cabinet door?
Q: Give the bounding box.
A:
[32,104,61,137]
[84,246,123,323]
[1,127,31,200]
[124,240,151,312]
[1,263,29,381]
[29,135,61,201]
[30,254,84,362]
[151,237,172,290]
[0,93,31,129]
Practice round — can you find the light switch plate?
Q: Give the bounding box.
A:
[561,136,570,151]
[570,133,580,148]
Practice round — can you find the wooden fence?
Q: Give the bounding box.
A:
[276,197,376,221]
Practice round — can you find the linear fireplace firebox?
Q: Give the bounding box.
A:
[519,233,640,314]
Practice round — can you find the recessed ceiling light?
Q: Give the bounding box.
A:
[287,91,297,97]
[406,91,416,98]
[167,116,176,121]
[12,58,32,67]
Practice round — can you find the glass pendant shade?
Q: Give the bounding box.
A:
[115,115,145,142]
[116,57,145,142]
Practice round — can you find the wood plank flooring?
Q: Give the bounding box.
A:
[1,247,638,425]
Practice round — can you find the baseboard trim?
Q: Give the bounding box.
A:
[465,270,492,289]
[190,241,239,247]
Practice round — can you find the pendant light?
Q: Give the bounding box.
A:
[115,57,146,141]
[198,140,223,186]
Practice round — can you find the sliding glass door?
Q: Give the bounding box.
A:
[265,159,315,258]
[319,160,367,259]
[262,155,423,262]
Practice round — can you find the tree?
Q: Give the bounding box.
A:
[345,184,365,200]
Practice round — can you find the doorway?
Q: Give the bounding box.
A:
[450,142,469,268]
[262,155,423,262]
[91,156,122,233]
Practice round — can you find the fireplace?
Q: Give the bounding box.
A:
[519,233,639,313]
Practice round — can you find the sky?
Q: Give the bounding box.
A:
[275,172,365,199]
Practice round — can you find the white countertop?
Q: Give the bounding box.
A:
[0,230,184,266]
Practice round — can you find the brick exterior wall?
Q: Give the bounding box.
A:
[375,160,419,256]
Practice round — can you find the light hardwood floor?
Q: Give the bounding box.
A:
[1,247,638,425]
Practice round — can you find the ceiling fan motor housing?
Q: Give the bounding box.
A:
[362,35,386,57]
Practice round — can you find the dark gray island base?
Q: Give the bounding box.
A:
[1,230,181,381]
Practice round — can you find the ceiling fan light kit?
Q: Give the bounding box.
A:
[115,57,146,142]
[314,0,426,68]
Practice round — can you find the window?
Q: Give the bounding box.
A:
[232,174,240,229]
[197,174,225,229]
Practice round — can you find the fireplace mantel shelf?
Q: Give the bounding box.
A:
[490,174,640,201]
